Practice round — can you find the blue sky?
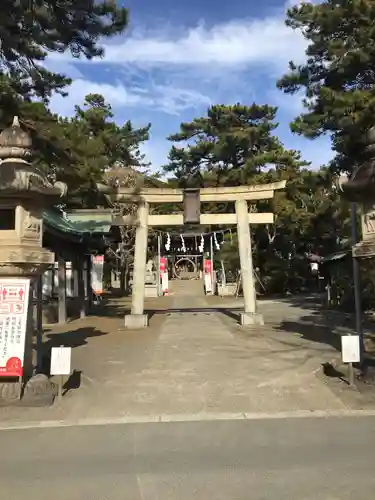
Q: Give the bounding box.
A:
[47,0,333,173]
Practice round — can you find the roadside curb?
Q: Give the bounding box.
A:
[1,408,375,431]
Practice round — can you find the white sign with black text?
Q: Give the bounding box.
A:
[50,346,72,376]
[341,335,360,363]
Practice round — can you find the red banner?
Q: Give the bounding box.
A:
[204,259,212,274]
[160,257,167,275]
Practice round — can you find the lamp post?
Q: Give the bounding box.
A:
[350,203,364,353]
[335,124,375,370]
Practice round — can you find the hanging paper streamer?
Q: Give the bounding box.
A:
[180,235,186,253]
[198,234,204,253]
[213,232,220,251]
[165,233,171,252]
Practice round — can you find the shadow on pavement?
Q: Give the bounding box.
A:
[275,309,375,360]
[322,362,349,384]
[274,315,343,353]
[94,303,244,323]
[45,326,108,349]
[261,293,324,310]
[38,326,108,377]
[63,369,82,395]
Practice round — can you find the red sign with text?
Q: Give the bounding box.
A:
[0,279,30,377]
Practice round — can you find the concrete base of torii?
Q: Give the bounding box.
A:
[124,314,148,329]
[240,312,264,326]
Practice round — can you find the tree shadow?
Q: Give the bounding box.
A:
[45,326,108,348]
[120,306,244,323]
[38,326,108,376]
[273,306,375,355]
[260,293,325,311]
[274,315,343,353]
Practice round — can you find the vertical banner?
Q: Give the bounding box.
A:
[203,259,212,294]
[160,257,167,276]
[0,278,30,377]
[161,273,169,294]
[204,259,212,274]
[91,255,104,295]
[160,257,168,294]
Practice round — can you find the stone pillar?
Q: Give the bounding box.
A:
[235,199,264,326]
[35,274,43,372]
[77,255,86,319]
[125,201,149,328]
[58,256,67,324]
[0,116,66,404]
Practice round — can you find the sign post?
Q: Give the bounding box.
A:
[341,335,360,386]
[0,278,30,385]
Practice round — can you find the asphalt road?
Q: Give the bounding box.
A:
[2,416,375,499]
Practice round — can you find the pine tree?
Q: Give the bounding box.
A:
[163,103,306,186]
[0,0,128,101]
[277,0,375,174]
[164,103,350,293]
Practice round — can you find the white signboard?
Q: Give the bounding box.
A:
[50,346,72,376]
[341,335,360,363]
[204,273,212,293]
[0,278,30,377]
[91,255,104,295]
[161,272,169,293]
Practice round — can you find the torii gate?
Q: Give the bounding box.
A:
[98,181,286,329]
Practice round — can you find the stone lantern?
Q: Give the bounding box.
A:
[338,126,375,257]
[0,117,67,402]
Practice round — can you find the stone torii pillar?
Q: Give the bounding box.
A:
[235,199,264,326]
[124,201,149,329]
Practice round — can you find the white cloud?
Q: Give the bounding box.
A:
[47,2,308,118]
[46,1,335,169]
[49,78,211,116]
[49,2,308,72]
[99,18,305,69]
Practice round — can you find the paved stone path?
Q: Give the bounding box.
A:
[0,282,362,424]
